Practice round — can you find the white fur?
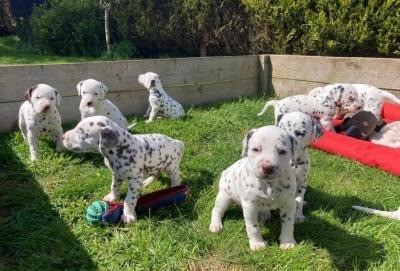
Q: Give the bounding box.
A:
[18,84,64,161]
[138,72,185,123]
[353,206,400,220]
[77,79,129,129]
[209,126,297,251]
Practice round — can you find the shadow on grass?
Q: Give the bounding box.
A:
[0,133,97,270]
[217,186,385,270]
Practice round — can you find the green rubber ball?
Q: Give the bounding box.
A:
[86,200,109,225]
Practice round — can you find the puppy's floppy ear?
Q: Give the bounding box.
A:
[24,85,38,101]
[330,84,345,107]
[241,129,254,157]
[150,79,156,88]
[54,89,62,107]
[288,135,299,159]
[312,118,324,140]
[99,82,108,99]
[99,127,119,150]
[76,81,84,96]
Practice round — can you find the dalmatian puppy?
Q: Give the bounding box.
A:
[77,79,129,129]
[351,84,400,123]
[18,84,63,161]
[138,72,185,123]
[63,116,184,223]
[277,112,323,223]
[209,126,297,251]
[257,83,362,131]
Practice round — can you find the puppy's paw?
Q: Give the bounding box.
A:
[103,193,117,202]
[145,119,153,124]
[121,213,137,224]
[279,240,296,250]
[259,210,271,224]
[295,214,307,224]
[209,221,223,233]
[249,239,267,251]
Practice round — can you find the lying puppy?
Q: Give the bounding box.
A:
[138,72,185,123]
[19,84,63,161]
[258,83,362,131]
[63,116,184,223]
[209,126,297,251]
[77,79,129,129]
[277,112,323,223]
[353,206,400,220]
[352,84,400,123]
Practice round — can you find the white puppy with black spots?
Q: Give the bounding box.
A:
[277,112,323,223]
[63,116,184,223]
[209,126,298,251]
[77,79,129,129]
[138,72,185,123]
[351,84,400,123]
[19,84,64,161]
[258,83,362,131]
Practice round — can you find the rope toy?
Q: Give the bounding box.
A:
[86,184,190,225]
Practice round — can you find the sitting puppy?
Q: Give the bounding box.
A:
[277,112,323,223]
[258,83,362,131]
[77,79,129,129]
[18,84,63,161]
[138,72,185,123]
[209,126,297,251]
[63,116,184,223]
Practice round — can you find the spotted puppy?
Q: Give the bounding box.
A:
[209,126,297,251]
[277,112,323,223]
[19,84,63,161]
[77,79,129,129]
[351,84,400,123]
[258,83,362,131]
[138,72,185,123]
[63,116,184,223]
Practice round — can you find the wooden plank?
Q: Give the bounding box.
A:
[0,56,258,103]
[0,78,257,132]
[269,54,400,91]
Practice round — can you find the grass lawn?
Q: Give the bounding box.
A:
[0,36,97,65]
[0,98,399,270]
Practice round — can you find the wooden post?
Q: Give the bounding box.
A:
[258,54,273,96]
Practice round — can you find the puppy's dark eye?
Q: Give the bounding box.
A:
[278,149,287,155]
[82,91,86,94]
[348,97,355,102]
[50,98,54,100]
[94,93,98,96]
[252,147,260,152]
[35,97,40,99]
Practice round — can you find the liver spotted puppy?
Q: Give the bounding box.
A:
[19,84,64,161]
[258,83,362,131]
[277,112,323,223]
[138,72,185,123]
[209,126,298,251]
[63,116,184,223]
[77,79,129,129]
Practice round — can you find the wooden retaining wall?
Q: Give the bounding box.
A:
[1,54,399,132]
[0,56,259,132]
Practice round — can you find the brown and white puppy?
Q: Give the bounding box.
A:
[63,116,184,223]
[18,84,63,161]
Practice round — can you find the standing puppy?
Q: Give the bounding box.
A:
[209,126,297,251]
[63,116,184,223]
[277,112,323,223]
[258,83,362,131]
[19,84,63,161]
[138,72,185,123]
[77,79,129,129]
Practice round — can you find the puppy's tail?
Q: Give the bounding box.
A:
[127,122,137,130]
[257,100,278,116]
[352,205,400,220]
[381,90,400,105]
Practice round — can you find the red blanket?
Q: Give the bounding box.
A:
[312,103,400,176]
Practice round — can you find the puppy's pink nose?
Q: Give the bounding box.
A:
[261,164,274,175]
[87,102,93,106]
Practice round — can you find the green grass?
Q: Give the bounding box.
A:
[0,98,399,270]
[0,36,97,65]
